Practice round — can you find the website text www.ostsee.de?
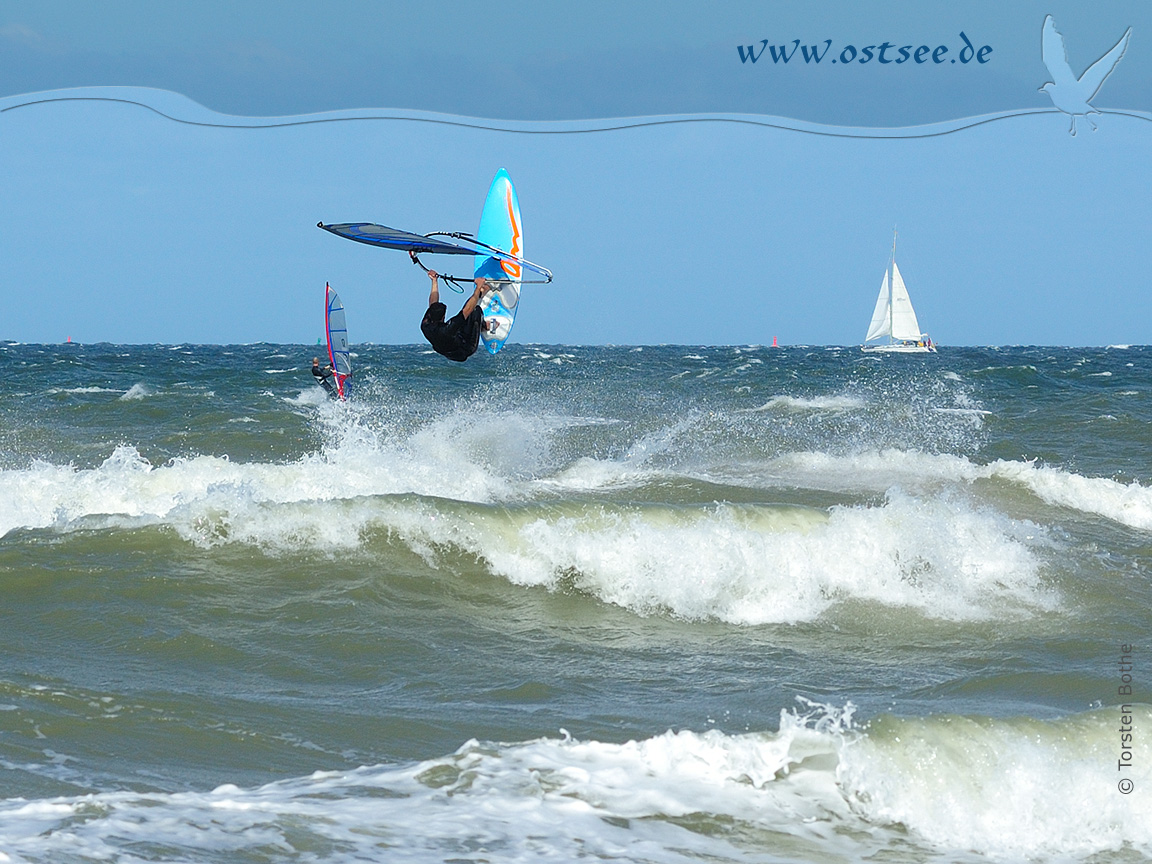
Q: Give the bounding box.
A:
[738,33,992,67]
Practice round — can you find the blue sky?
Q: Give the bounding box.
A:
[0,2,1149,346]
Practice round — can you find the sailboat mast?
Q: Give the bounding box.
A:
[888,228,897,344]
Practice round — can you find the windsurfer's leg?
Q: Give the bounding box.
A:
[459,306,484,358]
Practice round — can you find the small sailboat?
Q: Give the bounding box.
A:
[861,231,936,353]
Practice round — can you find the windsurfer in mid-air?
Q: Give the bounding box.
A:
[419,267,493,362]
[311,357,338,399]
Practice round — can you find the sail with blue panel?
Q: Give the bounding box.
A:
[325,283,351,399]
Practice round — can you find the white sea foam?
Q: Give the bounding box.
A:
[839,707,1152,857]
[46,386,120,395]
[4,401,1151,623]
[175,487,1053,623]
[930,407,991,417]
[986,459,1152,531]
[468,491,1053,623]
[544,456,657,490]
[761,449,984,494]
[0,401,574,533]
[0,705,1145,863]
[284,386,330,407]
[757,450,1152,533]
[119,383,150,400]
[0,438,1056,623]
[0,430,511,541]
[745,394,868,413]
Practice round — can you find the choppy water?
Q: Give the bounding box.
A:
[0,342,1149,862]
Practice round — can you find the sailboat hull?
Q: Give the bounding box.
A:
[861,342,937,354]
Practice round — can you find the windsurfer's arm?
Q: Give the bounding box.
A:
[427,270,440,306]
[461,277,487,318]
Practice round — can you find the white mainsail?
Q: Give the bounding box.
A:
[888,262,924,342]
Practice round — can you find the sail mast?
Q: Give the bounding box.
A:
[889,227,897,345]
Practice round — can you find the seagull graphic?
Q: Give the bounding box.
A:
[1039,15,1131,135]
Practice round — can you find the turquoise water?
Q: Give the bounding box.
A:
[0,342,1149,862]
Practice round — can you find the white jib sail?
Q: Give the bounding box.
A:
[865,271,892,342]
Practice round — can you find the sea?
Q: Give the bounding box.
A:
[0,341,1149,863]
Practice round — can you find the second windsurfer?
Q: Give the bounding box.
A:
[311,357,339,399]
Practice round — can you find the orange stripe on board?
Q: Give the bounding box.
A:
[500,184,522,279]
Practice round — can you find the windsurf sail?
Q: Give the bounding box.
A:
[317,222,552,285]
[325,283,351,399]
[318,223,474,256]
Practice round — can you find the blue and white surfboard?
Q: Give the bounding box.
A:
[474,168,523,355]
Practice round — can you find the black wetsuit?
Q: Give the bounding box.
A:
[421,302,483,362]
[312,363,339,399]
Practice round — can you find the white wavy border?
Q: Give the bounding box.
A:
[3,85,1150,139]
